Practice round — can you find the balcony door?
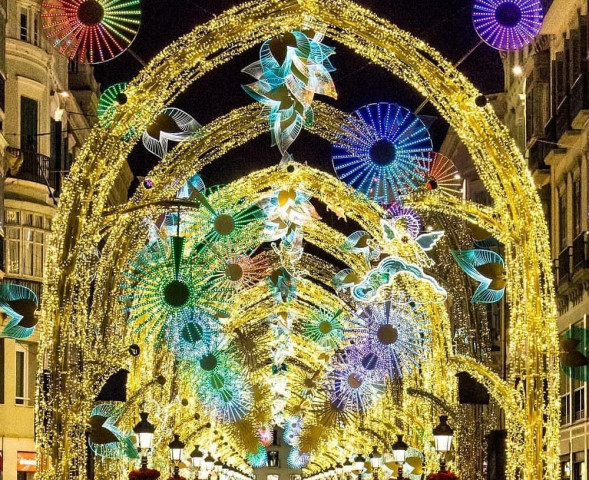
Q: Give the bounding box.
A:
[20,96,38,153]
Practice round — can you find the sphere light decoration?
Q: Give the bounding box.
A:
[333,103,433,204]
[472,0,544,51]
[41,0,141,63]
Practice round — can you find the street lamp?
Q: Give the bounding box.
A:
[133,412,155,469]
[391,435,408,480]
[369,447,381,480]
[191,446,204,479]
[335,463,344,480]
[204,453,216,474]
[343,458,353,477]
[214,459,224,475]
[353,454,365,480]
[169,434,185,478]
[433,416,454,472]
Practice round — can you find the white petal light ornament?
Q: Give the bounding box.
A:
[142,108,202,159]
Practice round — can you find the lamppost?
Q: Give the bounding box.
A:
[368,447,381,480]
[133,412,155,470]
[203,453,216,479]
[335,463,344,480]
[343,458,353,480]
[391,435,408,480]
[214,459,224,478]
[433,416,454,473]
[353,454,365,480]
[191,446,204,479]
[169,434,186,478]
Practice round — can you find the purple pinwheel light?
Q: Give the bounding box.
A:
[387,203,422,239]
[473,0,543,51]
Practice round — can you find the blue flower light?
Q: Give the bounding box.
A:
[333,103,432,204]
[473,0,543,51]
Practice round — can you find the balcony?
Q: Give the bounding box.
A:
[572,232,589,285]
[6,148,60,198]
[550,73,589,141]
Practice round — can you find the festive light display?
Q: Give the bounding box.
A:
[288,447,311,468]
[35,1,559,479]
[451,249,506,303]
[142,108,202,159]
[97,83,128,128]
[41,0,141,63]
[346,301,430,380]
[387,204,422,240]
[340,231,380,264]
[0,284,39,339]
[247,444,268,468]
[560,326,589,381]
[243,28,337,158]
[472,0,544,51]
[301,307,344,350]
[418,152,462,196]
[332,103,432,204]
[88,404,138,459]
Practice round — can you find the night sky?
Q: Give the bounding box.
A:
[94,0,507,187]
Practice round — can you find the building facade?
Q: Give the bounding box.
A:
[0,1,132,479]
[443,0,589,478]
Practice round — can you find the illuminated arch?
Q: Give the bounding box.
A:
[37,1,557,479]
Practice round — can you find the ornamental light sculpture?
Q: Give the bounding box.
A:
[433,416,454,472]
[169,434,186,478]
[133,412,155,469]
[391,435,408,480]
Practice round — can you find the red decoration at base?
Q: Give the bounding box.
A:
[129,469,161,480]
[426,472,458,480]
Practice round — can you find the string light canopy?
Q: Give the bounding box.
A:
[332,103,433,204]
[472,0,544,51]
[41,0,141,63]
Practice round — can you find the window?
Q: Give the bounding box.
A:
[559,187,567,251]
[20,97,38,152]
[15,343,28,405]
[562,459,571,480]
[33,13,39,46]
[0,338,4,404]
[20,11,28,41]
[561,394,571,425]
[573,387,585,421]
[572,178,581,238]
[267,451,279,468]
[573,460,585,480]
[5,209,49,279]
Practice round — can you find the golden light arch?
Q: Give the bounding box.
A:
[37,1,558,479]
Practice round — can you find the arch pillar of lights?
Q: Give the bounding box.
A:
[36,1,558,479]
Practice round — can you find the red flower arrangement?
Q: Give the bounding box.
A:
[426,472,458,480]
[166,477,188,480]
[129,469,161,480]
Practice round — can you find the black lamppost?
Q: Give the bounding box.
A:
[432,416,454,473]
[343,458,353,480]
[391,435,408,480]
[368,446,381,480]
[353,454,365,480]
[169,434,186,478]
[191,446,204,479]
[133,412,155,470]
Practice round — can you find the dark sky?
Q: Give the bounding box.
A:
[94,0,507,186]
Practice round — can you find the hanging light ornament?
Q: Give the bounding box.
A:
[472,0,544,51]
[345,301,430,381]
[417,152,463,196]
[142,108,202,159]
[242,28,337,159]
[97,82,128,128]
[88,404,138,459]
[0,284,39,339]
[451,249,506,303]
[41,0,141,63]
[333,102,432,204]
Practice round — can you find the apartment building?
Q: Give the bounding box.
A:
[0,1,132,479]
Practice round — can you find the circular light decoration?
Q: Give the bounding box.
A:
[387,203,422,239]
[346,301,430,381]
[142,108,202,159]
[472,0,543,51]
[167,309,218,361]
[333,103,433,204]
[301,307,345,350]
[41,0,141,63]
[258,426,274,446]
[417,152,462,196]
[97,82,128,128]
[247,444,268,468]
[288,447,311,469]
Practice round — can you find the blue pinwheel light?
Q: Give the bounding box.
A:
[473,0,544,51]
[333,103,433,204]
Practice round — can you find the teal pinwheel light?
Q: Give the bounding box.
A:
[243,29,337,158]
[333,103,433,204]
[247,443,268,468]
[88,403,139,459]
[0,284,39,339]
[451,249,506,303]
